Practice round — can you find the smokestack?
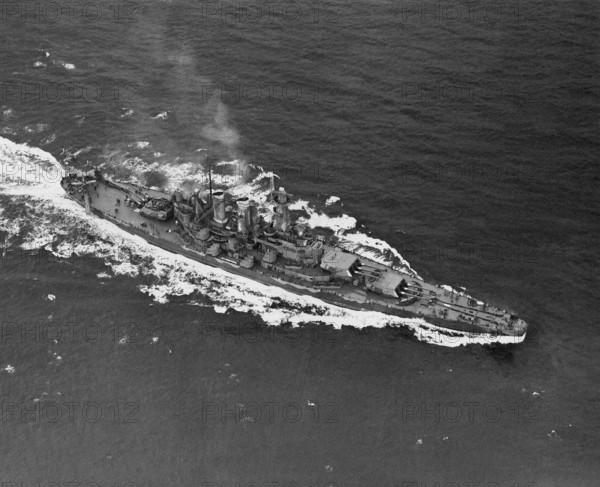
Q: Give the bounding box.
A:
[247,202,256,228]
[275,188,290,232]
[192,191,202,218]
[212,191,227,224]
[236,197,250,234]
[280,205,290,232]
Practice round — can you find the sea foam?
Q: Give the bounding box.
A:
[0,136,524,347]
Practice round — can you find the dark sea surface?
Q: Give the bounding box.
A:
[0,0,599,485]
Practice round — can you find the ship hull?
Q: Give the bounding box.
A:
[61,176,527,339]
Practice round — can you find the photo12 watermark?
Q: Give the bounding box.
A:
[385,159,543,186]
[1,401,140,424]
[200,81,340,104]
[199,1,343,24]
[396,240,540,267]
[0,81,137,105]
[192,321,341,345]
[1,483,137,487]
[199,483,337,487]
[391,1,543,25]
[200,483,337,487]
[0,159,64,185]
[400,482,539,487]
[401,400,544,424]
[201,401,340,424]
[0,319,341,346]
[0,1,140,24]
[0,320,145,345]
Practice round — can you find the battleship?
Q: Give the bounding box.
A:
[60,164,528,339]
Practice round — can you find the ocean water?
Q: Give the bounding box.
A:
[0,0,599,485]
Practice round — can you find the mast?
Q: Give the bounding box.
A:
[208,159,213,203]
[198,149,213,204]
